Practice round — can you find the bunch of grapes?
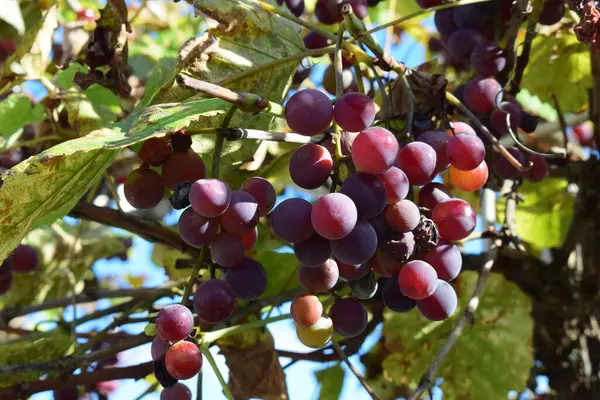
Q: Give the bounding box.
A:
[0,244,40,296]
[277,88,483,348]
[278,0,382,20]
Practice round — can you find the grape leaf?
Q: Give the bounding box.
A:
[0,93,44,137]
[496,178,574,249]
[0,220,128,309]
[521,33,590,114]
[0,330,73,387]
[315,364,346,400]
[369,272,533,399]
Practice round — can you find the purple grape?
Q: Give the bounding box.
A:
[378,232,416,275]
[178,207,219,248]
[519,112,539,133]
[396,142,437,186]
[434,8,457,36]
[422,241,462,281]
[369,214,390,242]
[490,102,522,136]
[337,259,371,280]
[329,297,367,337]
[155,304,194,342]
[240,177,277,217]
[376,166,410,205]
[220,190,259,235]
[298,259,339,293]
[330,219,378,265]
[539,0,564,25]
[447,29,484,62]
[417,280,457,321]
[446,133,486,171]
[492,147,525,180]
[124,168,165,209]
[11,244,39,273]
[334,93,376,132]
[294,233,331,266]
[418,183,452,211]
[271,198,315,243]
[523,154,549,182]
[470,43,506,76]
[161,383,192,400]
[285,89,333,136]
[210,232,245,267]
[382,278,417,312]
[193,279,237,323]
[452,2,493,29]
[464,76,503,113]
[224,257,268,301]
[285,0,305,16]
[304,32,329,49]
[417,130,450,173]
[340,172,387,219]
[311,193,358,240]
[151,336,169,360]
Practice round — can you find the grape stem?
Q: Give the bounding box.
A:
[181,246,210,307]
[332,340,380,400]
[407,239,503,400]
[445,92,532,171]
[200,345,235,400]
[334,23,347,99]
[505,114,566,158]
[201,314,291,344]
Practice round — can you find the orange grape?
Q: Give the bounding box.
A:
[449,161,488,192]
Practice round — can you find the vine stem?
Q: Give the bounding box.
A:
[407,239,503,400]
[505,114,566,158]
[181,247,209,307]
[445,92,530,171]
[332,340,379,400]
[202,314,291,344]
[334,23,347,99]
[199,345,235,400]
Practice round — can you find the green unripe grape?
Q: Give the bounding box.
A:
[296,316,333,349]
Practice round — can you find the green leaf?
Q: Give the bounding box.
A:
[151,242,210,281]
[16,5,58,79]
[515,88,558,122]
[256,251,299,299]
[374,272,533,399]
[0,221,129,309]
[139,57,177,108]
[496,178,574,249]
[0,330,73,387]
[57,62,88,90]
[0,93,44,137]
[521,33,590,114]
[314,364,345,400]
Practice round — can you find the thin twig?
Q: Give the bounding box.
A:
[334,23,347,99]
[200,345,234,400]
[332,341,379,400]
[497,0,529,86]
[446,92,530,171]
[552,94,570,151]
[408,240,502,400]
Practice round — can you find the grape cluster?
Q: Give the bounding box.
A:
[277,0,381,20]
[0,244,40,296]
[278,89,483,348]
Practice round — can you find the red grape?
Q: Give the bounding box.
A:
[285,89,333,136]
[340,172,387,219]
[224,257,267,301]
[396,142,437,186]
[304,32,329,49]
[432,198,477,241]
[573,122,594,146]
[416,0,442,8]
[271,198,314,243]
[385,199,420,233]
[193,279,237,323]
[418,182,452,210]
[464,76,502,113]
[446,133,485,171]
[240,227,258,252]
[298,259,339,293]
[240,177,276,217]
[450,161,488,192]
[539,0,564,25]
[315,0,368,24]
[490,102,521,136]
[124,168,165,209]
[151,336,169,360]
[351,127,399,174]
[446,121,476,137]
[398,260,438,300]
[161,151,206,190]
[382,278,417,312]
[311,193,358,240]
[417,280,457,321]
[161,383,192,400]
[370,255,392,277]
[329,297,367,338]
[377,166,409,204]
[189,179,231,218]
[334,93,376,132]
[417,130,450,173]
[165,341,203,380]
[337,259,370,280]
[294,233,331,266]
[523,155,548,182]
[210,232,245,267]
[285,0,305,16]
[178,207,219,248]
[171,131,192,152]
[291,293,323,327]
[220,190,259,234]
[492,148,525,180]
[139,137,171,167]
[11,244,39,273]
[156,304,194,342]
[330,219,378,265]
[289,144,333,189]
[422,241,462,281]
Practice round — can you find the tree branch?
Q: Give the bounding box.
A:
[0,362,153,398]
[332,340,379,400]
[0,285,177,322]
[408,240,502,400]
[69,202,200,257]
